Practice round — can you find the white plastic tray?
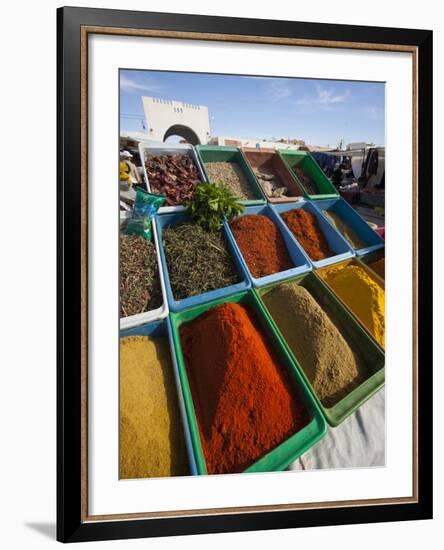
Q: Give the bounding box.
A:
[119,219,169,330]
[138,141,207,214]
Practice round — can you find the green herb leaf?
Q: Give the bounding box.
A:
[185,182,244,232]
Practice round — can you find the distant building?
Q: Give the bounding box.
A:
[207,135,332,152]
[208,136,306,151]
[142,96,211,145]
[123,97,332,152]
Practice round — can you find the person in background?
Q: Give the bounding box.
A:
[120,150,141,186]
[374,172,385,191]
[332,162,344,188]
[120,156,131,184]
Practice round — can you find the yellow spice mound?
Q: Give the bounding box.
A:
[321,264,385,348]
[323,210,367,250]
[120,335,189,479]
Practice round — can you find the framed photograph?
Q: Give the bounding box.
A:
[57,6,433,543]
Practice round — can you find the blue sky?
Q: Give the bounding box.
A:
[120,70,385,147]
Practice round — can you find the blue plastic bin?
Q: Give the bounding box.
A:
[225,204,312,288]
[155,211,251,312]
[272,201,355,269]
[311,197,384,256]
[120,318,198,476]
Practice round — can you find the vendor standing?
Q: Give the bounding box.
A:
[120,150,141,186]
[332,162,344,189]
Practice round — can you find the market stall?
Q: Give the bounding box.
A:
[119,143,386,479]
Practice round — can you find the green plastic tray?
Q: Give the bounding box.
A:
[278,150,339,200]
[195,145,266,206]
[316,258,385,351]
[169,289,327,475]
[255,273,385,427]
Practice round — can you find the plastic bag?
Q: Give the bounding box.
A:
[125,187,165,240]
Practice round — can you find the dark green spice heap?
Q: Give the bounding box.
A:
[163,223,240,300]
[120,234,162,317]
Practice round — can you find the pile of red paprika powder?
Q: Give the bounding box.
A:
[180,302,309,474]
[230,214,293,278]
[281,208,333,261]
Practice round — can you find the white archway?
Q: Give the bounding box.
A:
[142,96,210,144]
[163,124,201,145]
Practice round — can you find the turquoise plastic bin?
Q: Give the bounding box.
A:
[225,204,312,288]
[272,201,355,269]
[155,211,251,312]
[311,197,384,255]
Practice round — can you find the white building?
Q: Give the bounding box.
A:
[208,135,309,151]
[142,96,210,145]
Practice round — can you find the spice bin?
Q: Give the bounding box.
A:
[155,211,251,312]
[225,204,312,288]
[312,197,384,255]
[169,289,327,474]
[195,145,266,206]
[120,318,198,475]
[359,248,385,280]
[139,142,208,214]
[256,273,385,426]
[273,201,354,269]
[278,150,339,200]
[316,258,385,350]
[120,219,169,330]
[241,147,305,203]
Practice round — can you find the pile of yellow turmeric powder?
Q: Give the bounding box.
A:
[120,335,189,479]
[319,263,385,348]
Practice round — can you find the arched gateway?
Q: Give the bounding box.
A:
[142,96,210,145]
[163,124,200,145]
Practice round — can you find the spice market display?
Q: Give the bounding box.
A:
[119,143,386,479]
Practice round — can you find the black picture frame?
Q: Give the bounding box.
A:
[57,6,433,543]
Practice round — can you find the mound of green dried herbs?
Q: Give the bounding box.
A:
[162,223,240,300]
[120,234,162,317]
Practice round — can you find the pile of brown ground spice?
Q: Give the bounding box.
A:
[230,214,293,278]
[281,208,333,261]
[263,283,366,407]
